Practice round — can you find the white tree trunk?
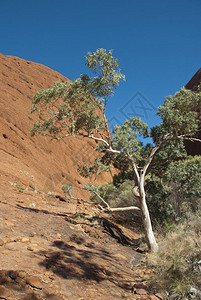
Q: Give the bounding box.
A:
[137,177,159,253]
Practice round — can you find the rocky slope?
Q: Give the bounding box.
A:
[0,54,162,299]
[0,54,115,200]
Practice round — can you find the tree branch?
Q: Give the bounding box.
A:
[92,191,110,209]
[92,191,140,212]
[142,145,159,176]
[177,135,201,143]
[104,206,140,212]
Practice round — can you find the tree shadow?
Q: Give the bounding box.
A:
[16,205,143,247]
[38,239,135,291]
[16,204,69,218]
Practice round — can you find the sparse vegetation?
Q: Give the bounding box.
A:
[148,216,201,299]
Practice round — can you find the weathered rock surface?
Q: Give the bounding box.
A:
[0,53,114,201]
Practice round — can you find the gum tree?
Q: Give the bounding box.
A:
[31,49,201,252]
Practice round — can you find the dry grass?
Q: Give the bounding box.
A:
[148,216,201,299]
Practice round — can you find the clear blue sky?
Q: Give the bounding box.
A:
[1,0,201,130]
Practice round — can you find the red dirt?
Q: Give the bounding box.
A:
[0,54,160,299]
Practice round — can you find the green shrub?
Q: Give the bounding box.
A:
[146,156,201,226]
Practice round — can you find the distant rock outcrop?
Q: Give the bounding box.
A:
[184,68,201,155]
[0,54,114,198]
[185,68,201,91]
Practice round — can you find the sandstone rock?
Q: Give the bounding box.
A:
[0,271,7,284]
[135,288,148,295]
[18,271,26,279]
[15,277,27,287]
[22,292,38,300]
[8,270,18,280]
[21,237,30,243]
[27,246,34,251]
[26,276,43,289]
[146,295,161,300]
[0,286,10,299]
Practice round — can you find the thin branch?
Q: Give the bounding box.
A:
[177,135,201,143]
[142,145,159,176]
[104,206,140,212]
[56,132,110,146]
[126,152,140,184]
[88,134,110,146]
[56,133,77,141]
[92,191,140,212]
[93,191,110,209]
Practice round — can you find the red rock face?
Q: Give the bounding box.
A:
[185,68,201,91]
[185,68,201,155]
[0,54,114,198]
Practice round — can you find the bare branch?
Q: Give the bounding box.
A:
[92,191,140,213]
[93,191,110,209]
[177,135,201,143]
[57,133,75,141]
[126,152,140,184]
[88,134,110,146]
[106,147,121,154]
[104,206,140,212]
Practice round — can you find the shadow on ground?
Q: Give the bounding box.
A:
[38,238,135,292]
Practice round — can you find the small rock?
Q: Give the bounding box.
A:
[0,239,4,246]
[135,288,148,295]
[8,270,18,280]
[44,251,61,259]
[0,271,7,284]
[18,271,26,279]
[27,246,34,251]
[26,275,43,289]
[22,237,30,243]
[0,286,10,299]
[147,295,160,300]
[5,221,14,227]
[27,232,35,237]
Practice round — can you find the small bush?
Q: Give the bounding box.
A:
[148,216,201,299]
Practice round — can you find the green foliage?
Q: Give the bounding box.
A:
[31,78,103,138]
[84,184,99,193]
[85,48,125,110]
[165,156,201,197]
[154,86,201,142]
[146,156,201,225]
[78,159,111,182]
[31,49,125,140]
[112,117,151,166]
